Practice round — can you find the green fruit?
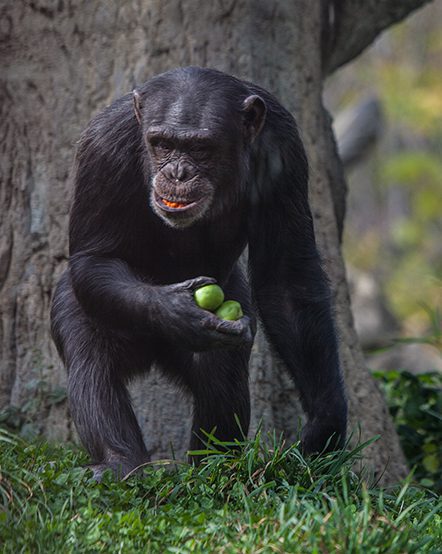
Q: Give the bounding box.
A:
[194,284,225,311]
[215,300,243,321]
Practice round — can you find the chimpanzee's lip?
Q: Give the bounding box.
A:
[154,191,198,213]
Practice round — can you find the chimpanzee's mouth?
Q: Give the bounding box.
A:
[154,192,198,212]
[162,198,191,209]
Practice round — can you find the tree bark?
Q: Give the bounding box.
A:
[1,0,425,482]
[322,0,432,74]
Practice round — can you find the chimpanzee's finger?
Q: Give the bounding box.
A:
[180,276,217,291]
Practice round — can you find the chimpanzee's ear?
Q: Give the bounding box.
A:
[242,95,266,143]
[133,89,142,125]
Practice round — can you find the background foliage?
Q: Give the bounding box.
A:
[374,369,442,492]
[326,4,442,333]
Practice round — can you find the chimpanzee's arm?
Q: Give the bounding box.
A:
[67,99,158,332]
[247,118,347,455]
[68,251,251,350]
[69,253,155,330]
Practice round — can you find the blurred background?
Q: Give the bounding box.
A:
[326,3,441,372]
[324,4,442,488]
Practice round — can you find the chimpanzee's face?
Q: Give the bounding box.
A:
[140,87,266,229]
[145,126,223,228]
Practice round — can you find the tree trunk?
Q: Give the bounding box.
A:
[1,0,418,482]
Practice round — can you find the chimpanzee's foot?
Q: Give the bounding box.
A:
[301,417,346,456]
[86,456,148,481]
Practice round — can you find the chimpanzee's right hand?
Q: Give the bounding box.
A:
[153,276,253,352]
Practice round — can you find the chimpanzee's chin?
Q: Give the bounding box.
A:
[159,214,197,229]
[152,204,204,229]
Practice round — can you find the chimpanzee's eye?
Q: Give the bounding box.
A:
[150,138,173,153]
[192,150,206,161]
[191,145,212,162]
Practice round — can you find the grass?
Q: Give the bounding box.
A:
[0,429,441,553]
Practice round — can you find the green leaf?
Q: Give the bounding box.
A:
[423,454,439,474]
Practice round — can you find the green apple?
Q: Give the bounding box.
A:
[215,300,243,321]
[194,284,225,311]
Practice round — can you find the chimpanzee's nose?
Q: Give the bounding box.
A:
[176,160,188,181]
[164,160,195,182]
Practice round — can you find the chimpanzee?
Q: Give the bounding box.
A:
[51,66,347,480]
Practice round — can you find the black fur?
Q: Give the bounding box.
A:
[51,67,347,480]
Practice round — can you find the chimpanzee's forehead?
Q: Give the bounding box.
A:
[143,72,243,134]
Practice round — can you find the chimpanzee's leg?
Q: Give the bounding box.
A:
[158,344,252,455]
[157,263,255,455]
[187,347,252,452]
[51,272,150,480]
